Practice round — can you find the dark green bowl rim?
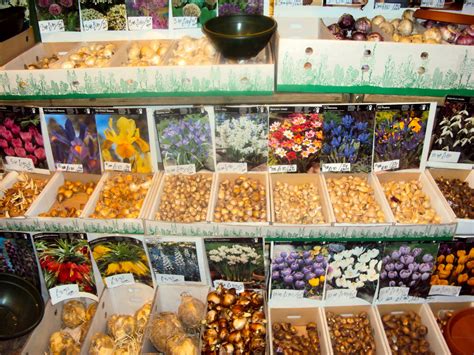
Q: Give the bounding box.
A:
[203,15,277,39]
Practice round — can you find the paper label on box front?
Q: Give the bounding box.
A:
[429,150,461,163]
[5,156,35,172]
[214,280,245,293]
[421,0,444,7]
[156,274,185,284]
[173,16,198,29]
[128,16,153,30]
[276,0,303,5]
[216,162,248,173]
[56,163,84,173]
[326,289,357,300]
[49,284,80,305]
[322,163,351,172]
[269,165,297,173]
[164,164,196,174]
[39,20,65,33]
[378,287,409,302]
[83,19,108,32]
[429,285,461,296]
[465,0,474,8]
[104,161,132,172]
[373,159,400,172]
[105,273,135,288]
[374,3,401,9]
[272,289,305,299]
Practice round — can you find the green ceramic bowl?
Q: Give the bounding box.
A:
[203,15,277,59]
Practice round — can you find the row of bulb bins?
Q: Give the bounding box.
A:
[268,303,452,355]
[22,297,97,355]
[425,168,474,235]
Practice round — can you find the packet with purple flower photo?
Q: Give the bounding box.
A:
[155,107,215,172]
[0,106,48,171]
[321,104,375,173]
[44,108,101,174]
[125,0,168,29]
[378,242,438,302]
[374,103,430,171]
[271,242,329,300]
[218,0,263,16]
[35,0,80,33]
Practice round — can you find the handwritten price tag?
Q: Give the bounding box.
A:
[56,163,84,173]
[49,284,79,305]
[214,280,245,293]
[269,165,297,173]
[216,162,248,173]
[374,3,401,9]
[39,20,65,33]
[465,0,474,8]
[276,0,303,5]
[421,0,444,7]
[378,287,409,302]
[5,156,35,172]
[373,159,400,172]
[429,150,461,163]
[155,274,185,284]
[83,19,108,32]
[429,285,461,297]
[325,0,353,5]
[105,273,135,288]
[128,16,153,31]
[104,161,132,172]
[172,16,198,29]
[164,164,196,175]
[326,289,357,300]
[322,163,351,173]
[272,289,305,299]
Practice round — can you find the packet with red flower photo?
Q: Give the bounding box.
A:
[34,233,98,305]
[0,106,49,171]
[268,106,323,173]
[35,0,80,34]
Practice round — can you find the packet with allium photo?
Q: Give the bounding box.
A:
[79,0,127,31]
[218,0,263,16]
[35,0,80,33]
[125,0,168,29]
[171,0,216,29]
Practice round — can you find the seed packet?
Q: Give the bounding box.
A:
[171,0,216,29]
[218,0,263,16]
[125,0,169,30]
[79,0,127,31]
[35,0,80,33]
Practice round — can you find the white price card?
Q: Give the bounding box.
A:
[465,0,474,8]
[56,163,84,173]
[421,0,444,7]
[374,3,401,9]
[155,274,185,284]
[269,165,297,173]
[5,156,35,172]
[276,0,303,5]
[429,150,461,163]
[326,289,357,300]
[373,159,400,172]
[164,164,196,175]
[325,0,353,5]
[104,161,132,172]
[49,284,80,305]
[216,162,248,173]
[272,289,305,299]
[172,16,198,29]
[214,280,245,293]
[322,163,351,173]
[378,287,409,302]
[105,273,135,288]
[128,16,153,30]
[429,285,461,297]
[39,20,65,33]
[83,19,108,32]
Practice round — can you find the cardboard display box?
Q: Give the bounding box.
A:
[0,27,36,67]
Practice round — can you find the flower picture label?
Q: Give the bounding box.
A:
[374,3,400,9]
[172,16,197,29]
[276,0,303,5]
[378,286,409,302]
[38,20,65,33]
[429,150,461,163]
[83,19,108,32]
[272,289,305,299]
[269,165,297,173]
[105,273,135,288]
[127,16,153,30]
[4,156,35,172]
[55,163,84,173]
[164,164,196,175]
[216,162,248,173]
[104,161,132,172]
[321,163,351,172]
[429,285,461,297]
[326,288,357,300]
[214,280,245,293]
[373,159,400,172]
[155,273,185,284]
[49,284,80,305]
